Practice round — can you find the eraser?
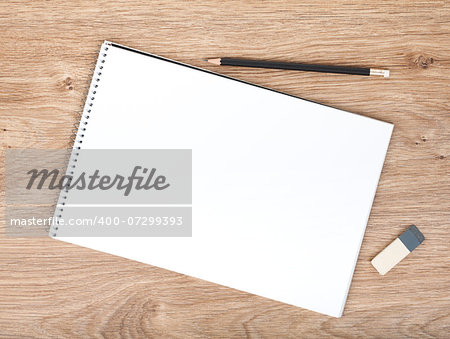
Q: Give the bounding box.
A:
[371,225,425,275]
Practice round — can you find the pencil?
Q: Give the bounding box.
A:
[205,58,390,77]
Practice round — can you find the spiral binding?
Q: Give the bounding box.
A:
[49,42,111,237]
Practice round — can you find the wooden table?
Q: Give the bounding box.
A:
[1,1,449,337]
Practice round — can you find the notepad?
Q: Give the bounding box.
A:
[53,41,393,317]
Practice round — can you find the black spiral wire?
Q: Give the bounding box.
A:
[49,42,110,237]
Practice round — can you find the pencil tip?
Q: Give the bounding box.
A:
[370,69,390,78]
[205,58,221,65]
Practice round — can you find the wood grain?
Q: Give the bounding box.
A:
[1,0,449,337]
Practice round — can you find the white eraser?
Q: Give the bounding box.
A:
[371,225,425,275]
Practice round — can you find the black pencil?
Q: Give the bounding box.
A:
[205,58,389,77]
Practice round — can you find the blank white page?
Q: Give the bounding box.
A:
[56,41,393,317]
